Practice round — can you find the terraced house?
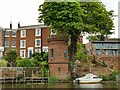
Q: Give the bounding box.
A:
[0,23,50,59]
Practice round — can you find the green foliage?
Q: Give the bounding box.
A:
[101,71,118,81]
[75,43,88,62]
[81,2,114,41]
[16,58,35,67]
[39,2,114,63]
[32,52,41,61]
[86,35,100,41]
[48,76,58,83]
[0,60,7,67]
[4,49,17,67]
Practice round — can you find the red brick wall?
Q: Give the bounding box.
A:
[48,36,70,79]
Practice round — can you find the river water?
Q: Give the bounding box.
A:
[0,82,120,89]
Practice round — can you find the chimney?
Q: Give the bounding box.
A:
[10,21,12,29]
[18,22,20,28]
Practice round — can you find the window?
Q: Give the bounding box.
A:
[12,31,16,37]
[28,49,33,59]
[21,30,26,37]
[43,46,48,52]
[5,40,9,47]
[20,40,26,48]
[35,39,41,47]
[35,49,41,53]
[50,49,54,60]
[12,40,16,47]
[51,29,57,36]
[35,28,41,36]
[20,50,26,58]
[64,49,67,60]
[5,31,10,37]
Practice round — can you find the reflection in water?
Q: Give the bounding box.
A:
[75,83,103,88]
[1,83,120,89]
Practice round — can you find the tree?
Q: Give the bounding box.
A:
[16,58,35,67]
[39,2,84,62]
[75,43,88,62]
[80,2,114,41]
[4,49,17,67]
[38,2,114,61]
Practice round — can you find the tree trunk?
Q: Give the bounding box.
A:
[69,35,78,79]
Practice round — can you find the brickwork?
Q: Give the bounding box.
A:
[48,36,70,79]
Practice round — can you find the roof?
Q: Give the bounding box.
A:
[18,24,49,30]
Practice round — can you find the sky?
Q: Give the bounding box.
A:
[0,0,119,43]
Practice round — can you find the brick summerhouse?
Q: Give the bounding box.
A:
[48,35,70,80]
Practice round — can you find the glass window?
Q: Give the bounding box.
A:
[21,30,26,37]
[50,49,54,60]
[20,50,26,58]
[35,39,41,47]
[5,40,9,47]
[64,49,67,60]
[5,31,10,37]
[20,40,26,48]
[12,40,16,47]
[28,49,33,59]
[12,31,16,37]
[35,28,41,36]
[35,49,41,53]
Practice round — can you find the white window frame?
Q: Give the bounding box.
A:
[21,30,26,37]
[43,46,48,52]
[35,39,41,47]
[12,40,16,47]
[51,29,57,36]
[20,40,26,48]
[5,31,10,37]
[35,49,41,53]
[5,40,9,47]
[35,28,41,36]
[12,31,16,37]
[20,50,26,58]
[28,47,33,59]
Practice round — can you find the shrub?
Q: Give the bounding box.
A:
[48,76,58,83]
[0,60,7,67]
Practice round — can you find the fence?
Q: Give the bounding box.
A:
[0,67,49,83]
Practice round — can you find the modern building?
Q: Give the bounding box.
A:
[86,38,120,71]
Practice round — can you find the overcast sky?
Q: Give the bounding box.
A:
[0,0,119,41]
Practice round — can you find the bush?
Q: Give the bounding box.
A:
[16,58,35,67]
[101,71,118,81]
[0,60,7,67]
[48,76,58,83]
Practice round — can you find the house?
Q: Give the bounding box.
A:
[0,22,50,59]
[17,23,50,58]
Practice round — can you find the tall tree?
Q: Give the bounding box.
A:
[39,2,84,62]
[81,2,114,41]
[38,2,114,62]
[4,49,17,67]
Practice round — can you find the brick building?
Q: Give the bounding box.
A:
[0,26,4,59]
[0,23,50,59]
[17,24,50,58]
[86,39,120,71]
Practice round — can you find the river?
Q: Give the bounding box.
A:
[0,82,120,89]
